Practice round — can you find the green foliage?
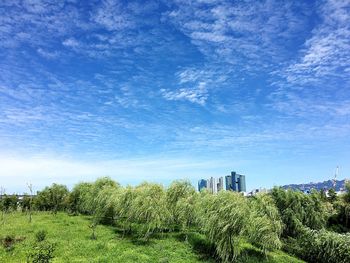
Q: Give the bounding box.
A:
[247,194,282,254]
[94,185,121,224]
[20,195,32,212]
[286,228,350,263]
[35,230,47,243]
[1,195,18,212]
[328,188,338,203]
[329,181,350,230]
[166,180,196,228]
[66,182,93,215]
[7,178,350,263]
[198,191,249,262]
[270,187,328,237]
[26,241,55,263]
[130,183,171,239]
[35,184,69,213]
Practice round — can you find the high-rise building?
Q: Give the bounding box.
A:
[207,177,217,194]
[198,179,207,192]
[237,174,246,192]
[231,171,239,191]
[225,171,246,192]
[225,175,232,191]
[217,177,224,192]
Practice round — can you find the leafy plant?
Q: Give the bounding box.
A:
[35,230,47,242]
[27,241,56,263]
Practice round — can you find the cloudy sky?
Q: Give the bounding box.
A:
[1,0,349,193]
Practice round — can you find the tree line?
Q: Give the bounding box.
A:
[1,178,350,262]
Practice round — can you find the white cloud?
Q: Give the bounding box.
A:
[90,0,135,31]
[164,0,308,69]
[282,0,350,85]
[62,38,79,48]
[37,48,59,59]
[161,82,208,105]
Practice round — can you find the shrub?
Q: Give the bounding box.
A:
[286,228,350,263]
[27,241,56,263]
[35,230,47,242]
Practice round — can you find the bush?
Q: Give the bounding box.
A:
[27,241,55,263]
[286,228,350,263]
[35,230,47,242]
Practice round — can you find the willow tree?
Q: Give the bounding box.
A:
[176,191,199,236]
[117,186,136,235]
[130,183,171,240]
[270,187,328,237]
[199,191,249,262]
[166,180,196,228]
[248,194,283,254]
[94,184,121,224]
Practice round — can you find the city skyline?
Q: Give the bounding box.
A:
[1,0,350,193]
[198,171,246,193]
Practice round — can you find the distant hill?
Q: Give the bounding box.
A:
[282,179,349,192]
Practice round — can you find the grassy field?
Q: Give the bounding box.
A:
[0,212,304,263]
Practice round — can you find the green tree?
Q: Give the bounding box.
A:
[66,182,93,215]
[270,187,328,237]
[166,180,196,228]
[328,188,338,203]
[248,194,283,254]
[35,184,69,213]
[130,183,170,240]
[198,191,249,262]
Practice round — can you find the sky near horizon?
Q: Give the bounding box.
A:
[0,0,350,193]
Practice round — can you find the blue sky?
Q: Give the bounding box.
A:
[0,0,350,193]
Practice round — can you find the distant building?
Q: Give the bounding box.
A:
[207,177,217,194]
[238,174,246,192]
[199,172,246,194]
[248,188,268,196]
[225,171,246,192]
[198,179,207,192]
[217,177,224,192]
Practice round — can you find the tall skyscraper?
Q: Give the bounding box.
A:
[231,171,239,191]
[225,174,232,191]
[208,177,217,194]
[225,171,246,192]
[237,174,246,192]
[198,179,207,192]
[217,177,224,192]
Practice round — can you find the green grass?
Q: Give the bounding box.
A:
[0,212,304,263]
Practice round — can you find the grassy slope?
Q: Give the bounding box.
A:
[0,212,304,263]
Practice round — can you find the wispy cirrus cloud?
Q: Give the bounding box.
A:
[269,0,350,119]
[282,0,350,86]
[161,82,208,105]
[164,0,311,70]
